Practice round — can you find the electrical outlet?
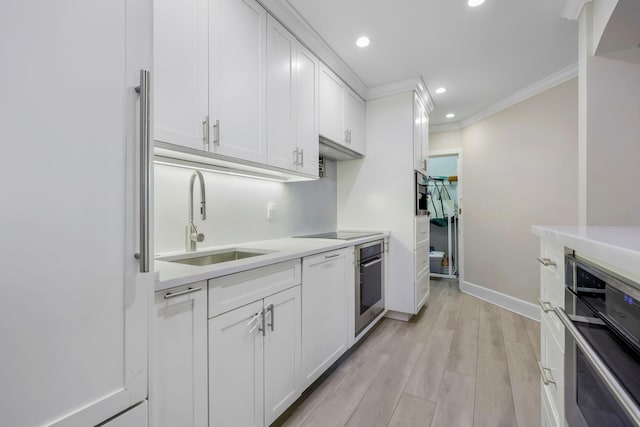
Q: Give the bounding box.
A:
[267,202,276,220]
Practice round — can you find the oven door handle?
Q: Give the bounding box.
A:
[554,307,640,426]
[361,258,382,268]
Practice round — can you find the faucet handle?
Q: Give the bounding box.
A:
[190,233,205,243]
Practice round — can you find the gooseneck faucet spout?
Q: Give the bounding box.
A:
[187,170,207,252]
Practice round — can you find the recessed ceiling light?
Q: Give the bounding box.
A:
[468,0,486,7]
[446,113,456,119]
[435,87,447,94]
[356,36,370,48]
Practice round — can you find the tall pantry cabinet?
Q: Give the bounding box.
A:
[1,0,153,426]
[337,84,434,318]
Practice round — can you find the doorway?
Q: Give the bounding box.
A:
[428,150,462,280]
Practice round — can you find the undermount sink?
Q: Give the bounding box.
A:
[158,249,272,267]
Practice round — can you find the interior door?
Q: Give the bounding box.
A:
[0,0,151,425]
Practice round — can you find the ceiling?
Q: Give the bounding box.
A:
[286,0,579,127]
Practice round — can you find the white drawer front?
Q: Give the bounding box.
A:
[540,275,565,351]
[539,240,564,284]
[415,245,429,277]
[541,314,564,424]
[415,271,430,312]
[208,260,301,318]
[415,217,429,248]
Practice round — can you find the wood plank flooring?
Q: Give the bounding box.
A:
[277,280,540,427]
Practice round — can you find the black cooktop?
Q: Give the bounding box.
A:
[295,231,380,240]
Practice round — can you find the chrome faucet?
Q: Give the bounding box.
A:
[186,170,207,252]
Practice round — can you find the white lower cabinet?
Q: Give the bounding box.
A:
[208,260,302,427]
[153,283,208,427]
[301,247,352,389]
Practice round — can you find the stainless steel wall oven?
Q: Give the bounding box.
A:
[559,254,640,427]
[355,240,385,335]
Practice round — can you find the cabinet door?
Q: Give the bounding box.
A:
[344,87,366,155]
[301,248,351,389]
[153,285,207,427]
[264,286,302,426]
[210,300,264,427]
[0,1,150,425]
[319,63,345,145]
[210,0,266,163]
[154,0,208,151]
[294,43,319,177]
[421,110,429,171]
[413,94,426,172]
[266,15,296,171]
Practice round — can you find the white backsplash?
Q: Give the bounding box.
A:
[154,159,337,254]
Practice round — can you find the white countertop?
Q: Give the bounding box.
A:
[154,232,389,291]
[531,225,640,277]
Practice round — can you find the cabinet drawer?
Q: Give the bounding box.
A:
[415,218,429,248]
[415,271,430,312]
[541,314,564,424]
[208,260,301,318]
[415,245,429,277]
[539,240,564,284]
[540,276,565,350]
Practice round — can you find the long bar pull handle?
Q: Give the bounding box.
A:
[537,361,556,385]
[537,257,557,267]
[164,287,202,299]
[134,69,151,273]
[299,149,304,168]
[555,307,640,426]
[202,116,209,149]
[213,119,220,146]
[293,148,299,166]
[248,311,262,334]
[266,304,274,331]
[362,258,382,268]
[325,253,340,259]
[537,298,554,313]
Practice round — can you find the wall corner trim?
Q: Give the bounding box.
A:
[460,280,541,322]
[562,0,592,21]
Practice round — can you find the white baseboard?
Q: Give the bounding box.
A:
[460,281,540,322]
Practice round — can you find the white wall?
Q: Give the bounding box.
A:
[580,3,640,226]
[431,78,579,304]
[154,160,337,254]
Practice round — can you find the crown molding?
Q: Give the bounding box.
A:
[430,62,578,134]
[367,76,435,112]
[259,0,368,98]
[563,0,592,20]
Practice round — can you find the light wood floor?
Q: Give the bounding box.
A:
[277,279,541,427]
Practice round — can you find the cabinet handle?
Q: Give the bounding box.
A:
[537,257,557,267]
[538,361,556,385]
[213,119,220,146]
[266,304,274,331]
[537,298,554,313]
[134,69,151,273]
[325,253,340,259]
[299,149,304,168]
[362,258,382,268]
[248,311,263,335]
[202,116,209,149]
[344,129,349,144]
[164,286,202,299]
[293,148,299,166]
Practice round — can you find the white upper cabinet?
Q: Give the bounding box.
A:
[319,63,346,145]
[210,0,267,163]
[344,87,366,155]
[154,0,208,151]
[413,94,428,173]
[319,63,366,156]
[266,15,297,171]
[293,43,320,176]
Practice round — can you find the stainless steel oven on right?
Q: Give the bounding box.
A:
[558,254,640,426]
